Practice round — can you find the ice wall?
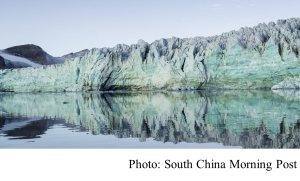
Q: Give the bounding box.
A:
[1,18,300,92]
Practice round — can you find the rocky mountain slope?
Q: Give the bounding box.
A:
[0,44,66,69]
[3,44,64,65]
[0,55,31,69]
[0,50,39,69]
[1,18,300,92]
[61,49,90,60]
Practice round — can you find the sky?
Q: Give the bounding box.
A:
[0,0,300,56]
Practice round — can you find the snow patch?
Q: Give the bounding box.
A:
[0,51,42,67]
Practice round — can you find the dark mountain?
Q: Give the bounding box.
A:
[0,55,30,69]
[4,44,64,65]
[61,49,90,60]
[0,56,4,69]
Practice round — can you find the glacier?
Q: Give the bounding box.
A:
[1,18,300,92]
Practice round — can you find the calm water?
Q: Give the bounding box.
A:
[0,90,300,148]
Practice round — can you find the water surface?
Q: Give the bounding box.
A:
[0,90,299,148]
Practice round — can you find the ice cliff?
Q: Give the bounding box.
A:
[1,18,300,92]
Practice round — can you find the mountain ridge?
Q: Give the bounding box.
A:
[4,44,64,65]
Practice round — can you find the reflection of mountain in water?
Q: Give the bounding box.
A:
[0,117,4,129]
[0,117,64,139]
[0,90,300,148]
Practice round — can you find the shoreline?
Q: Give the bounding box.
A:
[0,88,294,95]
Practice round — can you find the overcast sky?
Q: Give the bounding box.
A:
[1,0,300,56]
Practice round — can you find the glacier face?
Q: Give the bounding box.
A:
[1,18,300,92]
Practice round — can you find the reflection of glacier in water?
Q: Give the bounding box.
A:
[0,90,300,148]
